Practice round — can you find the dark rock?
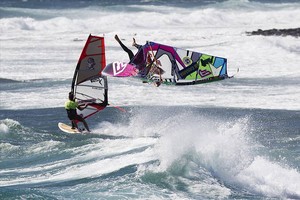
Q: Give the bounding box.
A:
[246,28,300,37]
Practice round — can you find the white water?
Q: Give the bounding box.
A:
[1,2,300,199]
[1,3,300,110]
[1,106,300,198]
[111,111,300,198]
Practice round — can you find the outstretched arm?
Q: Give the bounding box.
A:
[77,103,88,111]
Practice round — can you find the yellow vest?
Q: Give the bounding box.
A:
[64,100,78,110]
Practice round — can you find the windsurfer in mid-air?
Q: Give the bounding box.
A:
[115,34,141,60]
[65,92,90,132]
[115,34,163,87]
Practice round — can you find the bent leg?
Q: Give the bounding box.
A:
[75,115,90,132]
[115,35,134,60]
[82,119,90,132]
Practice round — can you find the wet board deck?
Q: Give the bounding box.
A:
[58,122,88,134]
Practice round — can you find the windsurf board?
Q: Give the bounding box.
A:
[58,122,88,134]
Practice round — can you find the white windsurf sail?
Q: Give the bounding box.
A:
[103,41,230,86]
[130,41,229,85]
[71,34,108,120]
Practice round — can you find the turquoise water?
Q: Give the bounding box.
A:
[1,106,299,199]
[1,0,300,199]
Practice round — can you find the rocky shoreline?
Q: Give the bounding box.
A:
[246,28,300,37]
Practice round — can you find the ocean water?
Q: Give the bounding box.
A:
[1,0,300,199]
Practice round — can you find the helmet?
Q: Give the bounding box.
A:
[68,92,74,100]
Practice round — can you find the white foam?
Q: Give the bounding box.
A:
[0,142,19,153]
[151,113,300,198]
[0,138,157,187]
[0,3,300,110]
[0,123,9,134]
[0,119,21,133]
[236,156,300,198]
[25,140,63,154]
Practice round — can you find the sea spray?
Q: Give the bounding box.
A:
[236,156,300,198]
[1,0,300,199]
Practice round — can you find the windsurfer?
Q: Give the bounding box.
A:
[65,92,90,132]
[147,53,164,87]
[115,35,163,87]
[115,35,141,60]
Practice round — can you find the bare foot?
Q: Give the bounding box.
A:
[132,38,136,46]
[114,34,120,42]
